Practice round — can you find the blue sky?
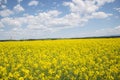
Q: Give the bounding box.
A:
[0,0,120,40]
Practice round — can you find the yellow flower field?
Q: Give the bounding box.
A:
[0,38,120,80]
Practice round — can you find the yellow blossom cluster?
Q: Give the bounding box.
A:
[0,38,120,80]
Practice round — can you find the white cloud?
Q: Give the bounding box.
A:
[115,26,120,30]
[0,9,13,17]
[73,25,120,37]
[94,25,120,36]
[17,0,23,3]
[63,0,114,14]
[95,0,115,6]
[26,10,62,30]
[1,17,22,28]
[0,0,7,8]
[1,5,7,9]
[62,0,113,25]
[1,0,114,30]
[91,12,112,19]
[0,0,115,39]
[4,0,7,4]
[13,4,24,12]
[0,0,7,4]
[63,0,113,20]
[114,7,120,13]
[0,22,4,28]
[28,0,39,6]
[63,0,98,14]
[0,10,76,31]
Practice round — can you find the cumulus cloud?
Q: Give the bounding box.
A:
[26,10,62,30]
[114,7,120,13]
[95,0,115,6]
[63,0,114,15]
[0,0,7,4]
[1,5,7,9]
[106,27,120,35]
[0,22,4,28]
[0,10,76,31]
[0,0,114,30]
[13,4,24,12]
[115,26,120,30]
[62,0,113,26]
[0,9,13,17]
[63,0,98,14]
[75,25,120,37]
[94,25,120,36]
[91,12,112,19]
[4,0,7,4]
[28,0,39,6]
[0,0,7,9]
[0,0,115,39]
[1,17,24,28]
[1,0,114,29]
[17,0,23,3]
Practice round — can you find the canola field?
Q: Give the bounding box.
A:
[0,38,120,80]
